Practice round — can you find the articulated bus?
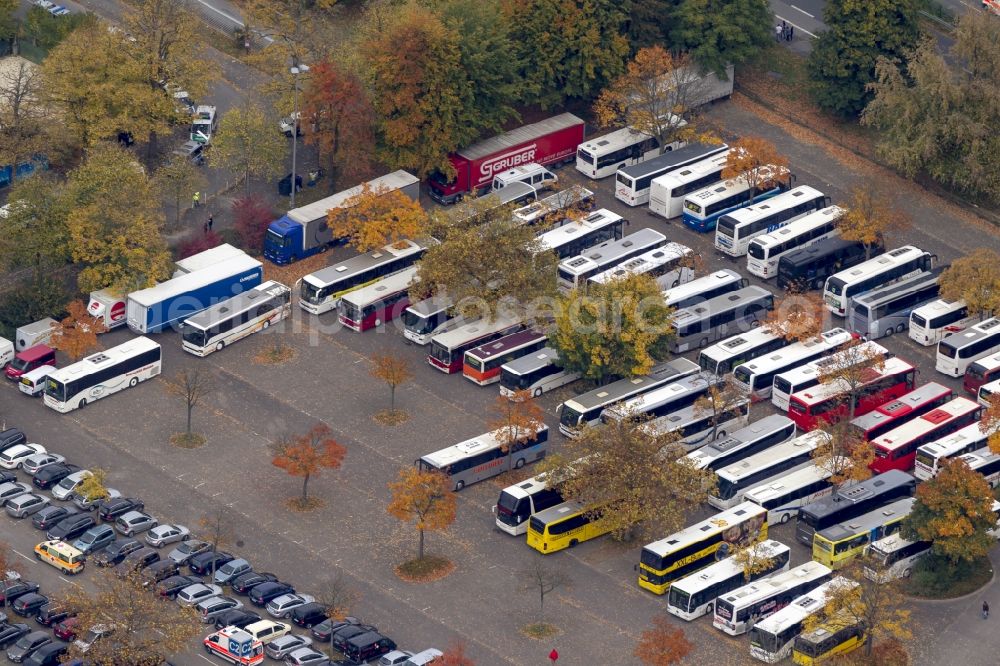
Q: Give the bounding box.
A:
[681,176,786,234]
[666,540,790,621]
[532,209,626,260]
[428,315,523,374]
[698,327,790,377]
[662,270,747,309]
[846,268,943,341]
[526,499,612,553]
[731,328,855,401]
[557,358,700,437]
[746,206,844,279]
[979,378,1000,408]
[615,143,728,207]
[499,347,580,399]
[777,238,876,292]
[964,349,1000,396]
[299,239,427,315]
[822,246,935,317]
[686,415,797,472]
[462,330,547,386]
[643,401,751,451]
[849,382,952,442]
[955,449,1000,488]
[863,533,931,582]
[44,337,161,413]
[575,125,681,180]
[909,299,980,346]
[914,421,998,480]
[557,228,667,291]
[417,424,548,491]
[812,497,914,569]
[749,577,858,664]
[587,242,694,290]
[337,266,416,332]
[713,561,833,636]
[602,373,720,425]
[795,470,916,546]
[669,286,775,354]
[494,471,565,536]
[402,296,459,346]
[180,281,291,356]
[770,340,890,412]
[745,463,837,526]
[513,185,595,226]
[638,502,768,595]
[936,318,1000,377]
[787,357,917,431]
[792,615,865,665]
[869,397,983,474]
[649,150,730,219]
[708,432,827,510]
[715,186,829,258]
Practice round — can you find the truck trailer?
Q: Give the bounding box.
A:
[427,114,585,205]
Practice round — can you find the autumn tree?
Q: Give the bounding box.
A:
[982,397,1000,455]
[763,290,826,341]
[155,156,208,228]
[817,339,889,423]
[812,418,872,487]
[178,231,225,261]
[634,615,693,666]
[693,379,749,442]
[839,184,908,259]
[0,174,71,281]
[720,136,791,193]
[271,424,347,509]
[549,274,672,387]
[369,352,414,417]
[313,570,360,652]
[732,539,779,580]
[75,468,111,505]
[488,390,547,459]
[198,507,236,576]
[0,58,47,175]
[520,559,569,626]
[50,300,105,361]
[670,0,773,76]
[939,249,1000,318]
[542,416,712,541]
[437,641,476,666]
[386,467,457,561]
[232,195,275,253]
[168,369,213,443]
[210,103,287,195]
[329,186,431,252]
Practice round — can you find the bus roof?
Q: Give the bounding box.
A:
[789,357,913,407]
[911,298,966,319]
[459,113,583,161]
[514,185,594,224]
[716,432,826,482]
[653,150,730,187]
[561,357,700,413]
[499,473,551,501]
[719,561,831,607]
[971,349,1000,373]
[801,470,915,519]
[643,502,766,557]
[182,281,289,330]
[588,242,692,285]
[608,372,717,417]
[558,228,667,276]
[718,185,825,224]
[404,295,453,317]
[430,313,523,351]
[685,177,749,205]
[616,143,727,179]
[535,209,624,252]
[826,246,924,285]
[288,171,418,225]
[700,327,785,362]
[780,236,862,269]
[421,423,548,468]
[752,577,856,635]
[500,347,560,376]
[50,337,160,383]
[958,447,1000,472]
[748,205,844,250]
[303,239,425,288]
[917,421,993,459]
[670,286,772,327]
[340,266,417,308]
[851,382,951,431]
[872,397,981,452]
[578,126,653,157]
[465,330,546,363]
[815,497,914,544]
[941,317,1000,351]
[670,539,787,593]
[850,268,942,309]
[531,499,587,526]
[744,463,834,504]
[687,414,796,468]
[662,270,744,306]
[732,328,853,377]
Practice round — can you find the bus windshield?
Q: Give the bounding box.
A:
[733,365,752,386]
[667,587,691,612]
[45,378,66,402]
[429,341,451,364]
[180,325,207,348]
[501,369,532,391]
[301,281,323,303]
[717,217,737,235]
[402,310,435,335]
[559,405,583,428]
[265,229,289,248]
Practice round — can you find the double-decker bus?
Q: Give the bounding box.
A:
[698,327,790,377]
[299,239,427,315]
[746,206,844,279]
[428,315,523,374]
[44,337,161,413]
[601,373,720,425]
[777,237,875,292]
[744,463,837,526]
[643,401,751,450]
[417,424,548,491]
[587,242,694,290]
[822,246,935,317]
[955,449,1000,488]
[575,125,678,179]
[666,540,790,621]
[749,578,858,663]
[462,330,547,385]
[909,299,980,346]
[337,266,416,332]
[869,397,983,473]
[402,296,460,346]
[937,318,1000,377]
[557,358,700,437]
[863,533,931,582]
[731,328,855,401]
[557,228,667,291]
[812,497,914,569]
[795,470,916,546]
[526,499,612,553]
[615,143,728,207]
[849,382,952,442]
[499,347,580,399]
[649,150,730,219]
[964,349,1000,396]
[513,185,594,226]
[180,281,291,356]
[708,431,826,510]
[662,270,747,309]
[681,175,787,233]
[791,615,865,665]
[979,378,1000,408]
[669,286,775,354]
[846,268,943,341]
[494,471,565,536]
[532,209,626,260]
[713,561,833,636]
[914,421,997,480]
[686,415,797,472]
[715,186,829,258]
[638,502,768,595]
[771,340,890,412]
[787,357,917,431]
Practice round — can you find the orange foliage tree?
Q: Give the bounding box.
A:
[387,467,456,560]
[982,396,1000,454]
[840,183,909,260]
[50,300,105,361]
[634,615,693,665]
[487,389,546,453]
[437,641,475,666]
[721,136,790,193]
[763,290,826,342]
[369,352,414,414]
[328,185,431,252]
[271,424,347,507]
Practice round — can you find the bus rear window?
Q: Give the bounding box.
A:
[528,517,545,534]
[938,343,958,359]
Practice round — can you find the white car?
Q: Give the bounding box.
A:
[20,453,65,476]
[175,583,222,607]
[265,593,315,618]
[284,647,328,665]
[0,443,45,469]
[0,481,32,503]
[145,524,190,548]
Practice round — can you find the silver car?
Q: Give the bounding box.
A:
[20,453,65,476]
[167,539,210,565]
[52,469,92,500]
[175,583,222,607]
[264,634,312,660]
[73,488,121,512]
[194,595,242,623]
[145,523,190,548]
[0,481,32,503]
[5,493,49,518]
[115,510,158,536]
[265,593,315,618]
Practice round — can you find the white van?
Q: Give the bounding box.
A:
[403,648,443,666]
[491,163,557,193]
[18,365,55,396]
[0,336,13,369]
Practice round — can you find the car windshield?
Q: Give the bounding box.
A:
[57,476,78,489]
[176,541,199,554]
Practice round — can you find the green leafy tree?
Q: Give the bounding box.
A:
[0,174,71,279]
[0,0,17,41]
[670,0,773,76]
[548,274,673,386]
[155,157,208,228]
[23,7,95,51]
[807,0,922,117]
[0,276,70,342]
[626,0,673,50]
[209,103,287,195]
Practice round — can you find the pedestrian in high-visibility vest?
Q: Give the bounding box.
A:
[193,191,201,208]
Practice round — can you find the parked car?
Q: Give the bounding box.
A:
[338,632,398,665]
[32,463,81,490]
[166,539,210,565]
[0,623,30,649]
[311,617,361,643]
[290,602,328,629]
[231,571,277,595]
[113,547,160,577]
[213,557,251,585]
[97,497,144,523]
[20,454,65,477]
[144,523,190,548]
[5,493,49,518]
[264,633,313,660]
[72,488,121,512]
[0,469,16,484]
[114,510,157,536]
[31,505,78,531]
[377,651,415,666]
[266,593,315,619]
[0,428,27,453]
[92,538,142,567]
[333,624,378,653]
[0,580,40,605]
[175,583,223,607]
[6,629,50,662]
[248,581,294,607]
[52,617,79,641]
[0,443,45,469]
[0,481,32,503]
[241,619,290,643]
[11,593,49,618]
[72,524,116,555]
[51,470,91,500]
[195,595,242,623]
[188,550,234,576]
[156,574,201,599]
[46,513,96,541]
[72,624,112,653]
[35,603,72,627]
[140,560,179,587]
[212,608,261,630]
[23,641,68,666]
[172,140,206,166]
[284,646,329,665]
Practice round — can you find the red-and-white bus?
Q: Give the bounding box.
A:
[428,315,523,374]
[870,397,983,474]
[337,266,417,332]
[849,382,952,441]
[786,357,916,431]
[964,350,1000,397]
[463,330,548,386]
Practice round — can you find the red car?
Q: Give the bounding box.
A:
[53,617,79,641]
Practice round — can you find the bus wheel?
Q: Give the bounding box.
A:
[884,327,893,337]
[34,551,41,560]
[79,398,87,408]
[896,323,906,333]
[750,320,761,328]
[262,320,269,330]
[902,568,912,578]
[705,604,713,616]
[700,338,708,348]
[569,539,579,548]
[515,458,525,469]
[216,341,225,352]
[780,513,790,524]
[533,388,542,398]
[455,481,465,491]
[374,319,381,327]
[129,377,138,387]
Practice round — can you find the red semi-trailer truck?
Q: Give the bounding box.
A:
[427,113,585,205]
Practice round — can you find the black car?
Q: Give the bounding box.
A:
[0,469,16,484]
[231,571,278,595]
[46,514,96,541]
[93,538,142,567]
[0,623,29,649]
[188,550,234,576]
[97,497,144,523]
[11,593,49,618]
[332,624,377,652]
[291,602,328,629]
[32,463,81,490]
[213,609,261,630]
[247,581,294,607]
[6,629,49,662]
[139,560,178,586]
[113,547,160,578]
[34,603,72,627]
[23,640,68,666]
[0,580,40,605]
[31,506,79,531]
[156,574,201,598]
[311,617,360,642]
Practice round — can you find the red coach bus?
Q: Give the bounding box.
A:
[849,382,952,441]
[463,330,548,386]
[429,315,524,374]
[337,267,416,332]
[870,397,983,474]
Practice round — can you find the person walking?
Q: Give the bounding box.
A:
[787,25,794,41]
[193,191,200,208]
[775,23,783,41]
[984,601,990,619]
[207,214,214,231]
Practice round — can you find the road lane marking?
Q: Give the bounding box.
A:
[790,4,815,18]
[775,15,817,38]
[198,656,216,665]
[12,549,33,563]
[58,575,81,587]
